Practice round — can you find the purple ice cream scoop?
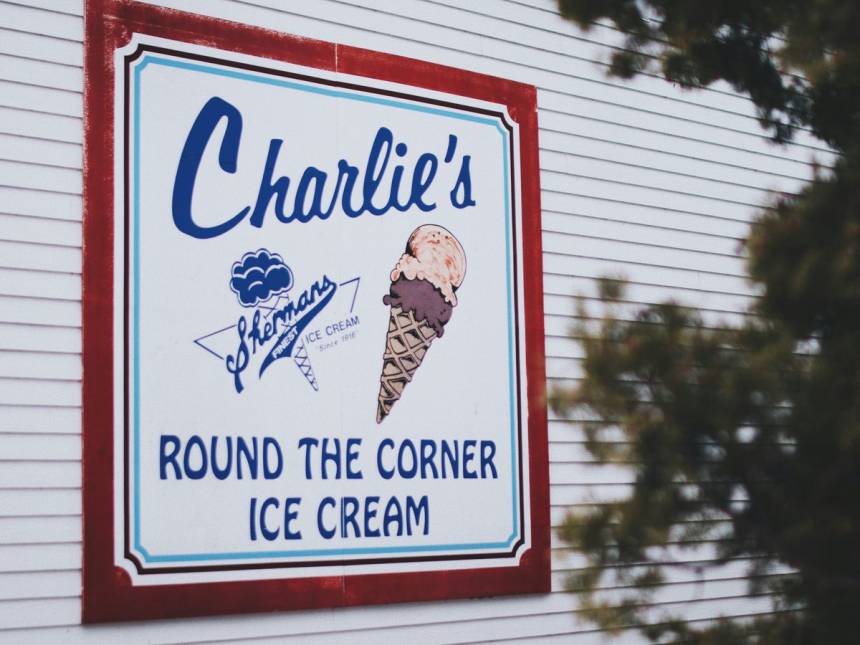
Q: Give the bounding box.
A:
[383,276,453,337]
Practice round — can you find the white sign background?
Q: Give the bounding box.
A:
[113,36,529,585]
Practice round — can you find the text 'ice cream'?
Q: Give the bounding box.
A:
[376,225,466,423]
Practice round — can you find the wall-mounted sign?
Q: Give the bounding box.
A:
[83,0,548,622]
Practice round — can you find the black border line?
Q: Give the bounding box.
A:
[122,43,525,575]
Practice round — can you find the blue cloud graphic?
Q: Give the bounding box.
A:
[230,249,294,307]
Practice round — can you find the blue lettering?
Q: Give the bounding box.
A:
[225,316,250,393]
[383,497,403,536]
[159,435,181,479]
[406,496,429,535]
[441,440,459,478]
[346,438,362,479]
[237,436,258,479]
[411,152,437,212]
[462,439,477,479]
[397,439,418,479]
[481,441,498,479]
[364,127,393,215]
[364,496,380,538]
[320,438,341,480]
[260,497,279,540]
[250,139,291,227]
[249,497,257,541]
[211,436,232,480]
[284,497,302,539]
[420,440,438,479]
[262,437,283,479]
[183,435,208,480]
[298,437,318,479]
[341,496,360,538]
[172,97,478,238]
[450,155,476,208]
[318,497,336,539]
[378,438,395,479]
[172,96,250,239]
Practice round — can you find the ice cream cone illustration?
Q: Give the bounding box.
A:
[376,225,466,423]
[292,338,319,391]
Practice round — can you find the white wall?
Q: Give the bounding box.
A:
[0,0,827,642]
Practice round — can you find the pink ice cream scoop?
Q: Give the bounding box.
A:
[390,224,467,306]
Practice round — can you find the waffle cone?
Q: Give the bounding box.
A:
[376,305,437,423]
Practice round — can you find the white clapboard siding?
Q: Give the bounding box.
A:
[0,81,82,121]
[0,0,825,641]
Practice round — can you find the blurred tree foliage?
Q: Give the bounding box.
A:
[553,1,860,643]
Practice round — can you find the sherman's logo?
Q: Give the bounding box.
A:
[193,248,360,394]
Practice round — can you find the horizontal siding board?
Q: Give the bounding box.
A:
[547,306,754,340]
[543,253,752,295]
[549,461,633,485]
[543,272,757,312]
[0,239,81,273]
[0,350,81,380]
[545,309,750,341]
[540,191,752,238]
[0,294,81,327]
[543,294,754,328]
[0,160,81,196]
[0,4,81,42]
[0,570,80,601]
[0,433,80,461]
[541,172,763,222]
[0,516,80,545]
[0,378,81,406]
[0,405,80,434]
[0,53,81,93]
[541,149,787,205]
[0,597,80,631]
[2,0,82,15]
[541,137,810,194]
[550,481,749,507]
[538,110,828,178]
[547,503,760,527]
[538,92,830,163]
[542,231,747,277]
[0,542,79,573]
[0,461,80,488]
[0,105,81,144]
[538,118,818,182]
[0,27,82,66]
[0,79,82,118]
[0,268,81,301]
[0,323,81,353]
[0,488,80,517]
[541,210,743,247]
[0,212,83,247]
[0,186,81,221]
[553,542,744,572]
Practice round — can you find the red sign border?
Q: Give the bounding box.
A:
[82,0,549,622]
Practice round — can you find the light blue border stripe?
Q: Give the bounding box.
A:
[130,54,520,563]
[139,538,515,563]
[133,62,143,552]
